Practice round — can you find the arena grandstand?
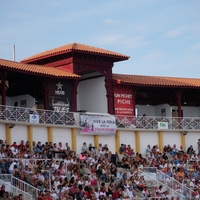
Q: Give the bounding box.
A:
[0,43,200,199]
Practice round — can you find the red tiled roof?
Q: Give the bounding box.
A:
[21,43,130,62]
[0,58,80,78]
[113,73,200,88]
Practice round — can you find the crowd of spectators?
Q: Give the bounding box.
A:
[0,138,200,199]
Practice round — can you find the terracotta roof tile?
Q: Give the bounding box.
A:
[21,43,129,62]
[113,73,200,88]
[0,58,80,78]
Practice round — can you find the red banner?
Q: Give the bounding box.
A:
[114,85,133,115]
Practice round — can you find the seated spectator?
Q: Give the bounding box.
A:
[10,143,19,157]
[79,152,87,162]
[88,143,96,154]
[187,145,195,158]
[126,145,134,156]
[0,160,6,174]
[64,142,71,151]
[81,142,88,153]
[34,141,43,153]
[178,145,185,154]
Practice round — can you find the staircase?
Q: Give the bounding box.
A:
[0,174,40,200]
[0,179,32,199]
[156,168,195,199]
[139,167,195,199]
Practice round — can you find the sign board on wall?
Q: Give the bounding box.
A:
[80,115,116,135]
[29,114,39,123]
[48,80,72,112]
[158,122,168,129]
[114,85,133,115]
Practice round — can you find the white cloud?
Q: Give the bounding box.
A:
[92,34,150,49]
[142,51,166,61]
[189,43,200,50]
[163,27,186,38]
[102,18,116,25]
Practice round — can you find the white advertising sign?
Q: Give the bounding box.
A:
[29,114,39,123]
[158,122,168,129]
[80,115,116,135]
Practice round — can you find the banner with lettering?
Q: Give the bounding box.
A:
[80,115,116,135]
[48,80,72,112]
[114,85,133,115]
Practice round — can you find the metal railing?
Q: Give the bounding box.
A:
[0,174,39,199]
[0,105,79,126]
[139,168,182,199]
[0,177,33,199]
[138,168,183,199]
[140,167,195,199]
[115,115,200,129]
[1,105,200,130]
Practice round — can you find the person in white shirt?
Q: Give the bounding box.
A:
[52,160,60,170]
[54,176,60,190]
[10,145,18,156]
[0,149,6,158]
[9,160,18,174]
[57,142,64,151]
[99,187,106,198]
[94,187,100,199]
[81,142,88,153]
[64,142,71,151]
[116,171,123,182]
[99,148,106,157]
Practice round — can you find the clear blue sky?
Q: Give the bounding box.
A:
[1,0,200,78]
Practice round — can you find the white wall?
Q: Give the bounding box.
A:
[52,128,71,148]
[181,106,199,117]
[99,135,116,154]
[0,122,200,155]
[10,94,35,108]
[76,132,94,154]
[140,131,158,155]
[11,125,27,144]
[32,126,47,144]
[163,132,181,150]
[155,104,171,117]
[185,132,200,153]
[0,124,6,142]
[136,105,156,117]
[119,130,135,152]
[77,77,108,113]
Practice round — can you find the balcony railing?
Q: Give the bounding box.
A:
[0,105,200,130]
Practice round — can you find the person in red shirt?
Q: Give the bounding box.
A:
[43,191,52,200]
[37,191,43,200]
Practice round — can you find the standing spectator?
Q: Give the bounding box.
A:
[0,184,6,197]
[34,141,43,153]
[81,142,88,153]
[88,143,96,154]
[146,144,151,155]
[197,138,200,155]
[187,145,195,158]
[119,144,125,154]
